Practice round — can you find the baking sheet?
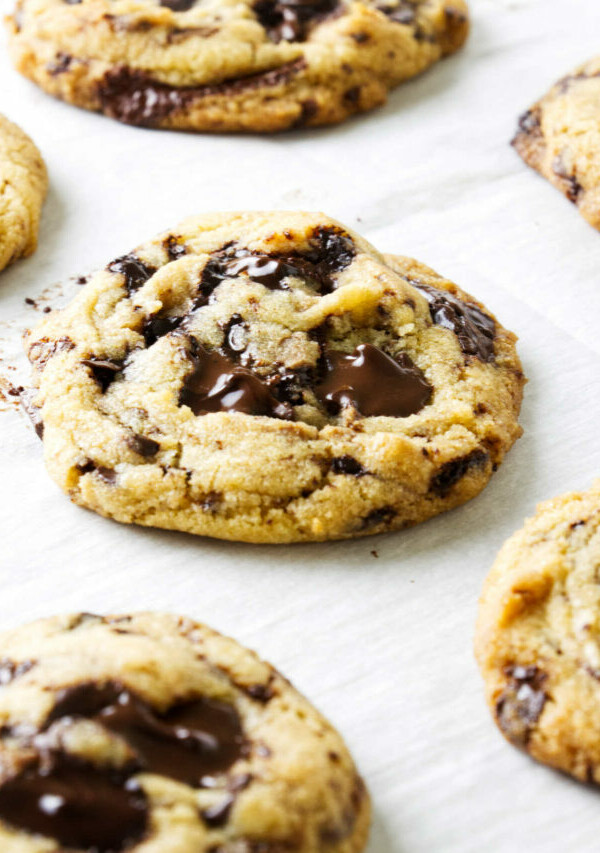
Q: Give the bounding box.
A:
[1,0,600,849]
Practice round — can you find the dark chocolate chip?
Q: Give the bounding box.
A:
[179,342,293,419]
[81,357,124,392]
[315,344,432,418]
[377,1,416,24]
[221,314,249,356]
[496,665,548,746]
[254,0,339,43]
[246,683,274,702]
[27,336,75,370]
[331,456,367,476]
[0,659,35,686]
[361,507,396,529]
[127,434,160,457]
[47,52,72,75]
[343,86,360,105]
[98,61,306,127]
[76,461,117,484]
[44,682,246,784]
[107,254,157,294]
[0,754,148,852]
[199,225,355,301]
[160,0,196,8]
[164,234,188,261]
[143,313,183,346]
[415,283,496,362]
[515,108,541,137]
[552,156,583,203]
[19,389,44,439]
[294,98,318,127]
[429,449,489,497]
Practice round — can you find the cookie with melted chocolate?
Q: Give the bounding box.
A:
[7,0,468,132]
[476,481,600,784]
[24,211,524,542]
[0,611,370,852]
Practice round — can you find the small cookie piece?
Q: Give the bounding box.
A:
[513,57,600,230]
[0,611,370,851]
[7,0,468,132]
[24,211,524,543]
[0,114,47,272]
[476,481,600,783]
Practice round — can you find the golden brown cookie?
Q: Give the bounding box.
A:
[0,113,47,272]
[7,0,468,131]
[513,56,600,230]
[0,611,370,851]
[23,211,524,543]
[476,481,600,783]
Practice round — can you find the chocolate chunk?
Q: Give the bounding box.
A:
[315,344,432,418]
[199,226,355,301]
[47,52,72,75]
[143,313,183,346]
[201,251,302,292]
[267,367,311,407]
[361,506,396,529]
[164,234,188,261]
[98,61,306,127]
[429,449,488,497]
[19,389,44,439]
[28,336,74,370]
[46,682,246,784]
[76,462,117,484]
[246,683,274,702]
[0,754,148,852]
[294,98,319,127]
[180,343,293,419]
[377,1,416,24]
[82,357,124,392]
[0,659,35,686]
[221,314,249,356]
[160,0,196,8]
[515,107,541,138]
[496,665,548,746]
[415,283,496,362]
[107,254,157,294]
[127,434,160,457]
[331,456,367,476]
[552,156,583,203]
[254,0,338,42]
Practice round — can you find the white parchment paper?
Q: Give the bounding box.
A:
[1,1,600,849]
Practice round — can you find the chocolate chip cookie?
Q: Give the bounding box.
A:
[476,481,600,783]
[0,611,370,851]
[7,0,468,132]
[513,56,600,230]
[24,211,524,543]
[0,114,47,272]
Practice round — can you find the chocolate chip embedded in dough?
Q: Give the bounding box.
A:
[496,665,548,746]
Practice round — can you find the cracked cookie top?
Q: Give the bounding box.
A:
[24,211,524,543]
[513,55,600,230]
[0,113,47,272]
[476,481,600,784]
[7,0,469,131]
[0,611,370,851]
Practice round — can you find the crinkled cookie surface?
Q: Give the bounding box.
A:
[7,0,468,131]
[24,211,524,543]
